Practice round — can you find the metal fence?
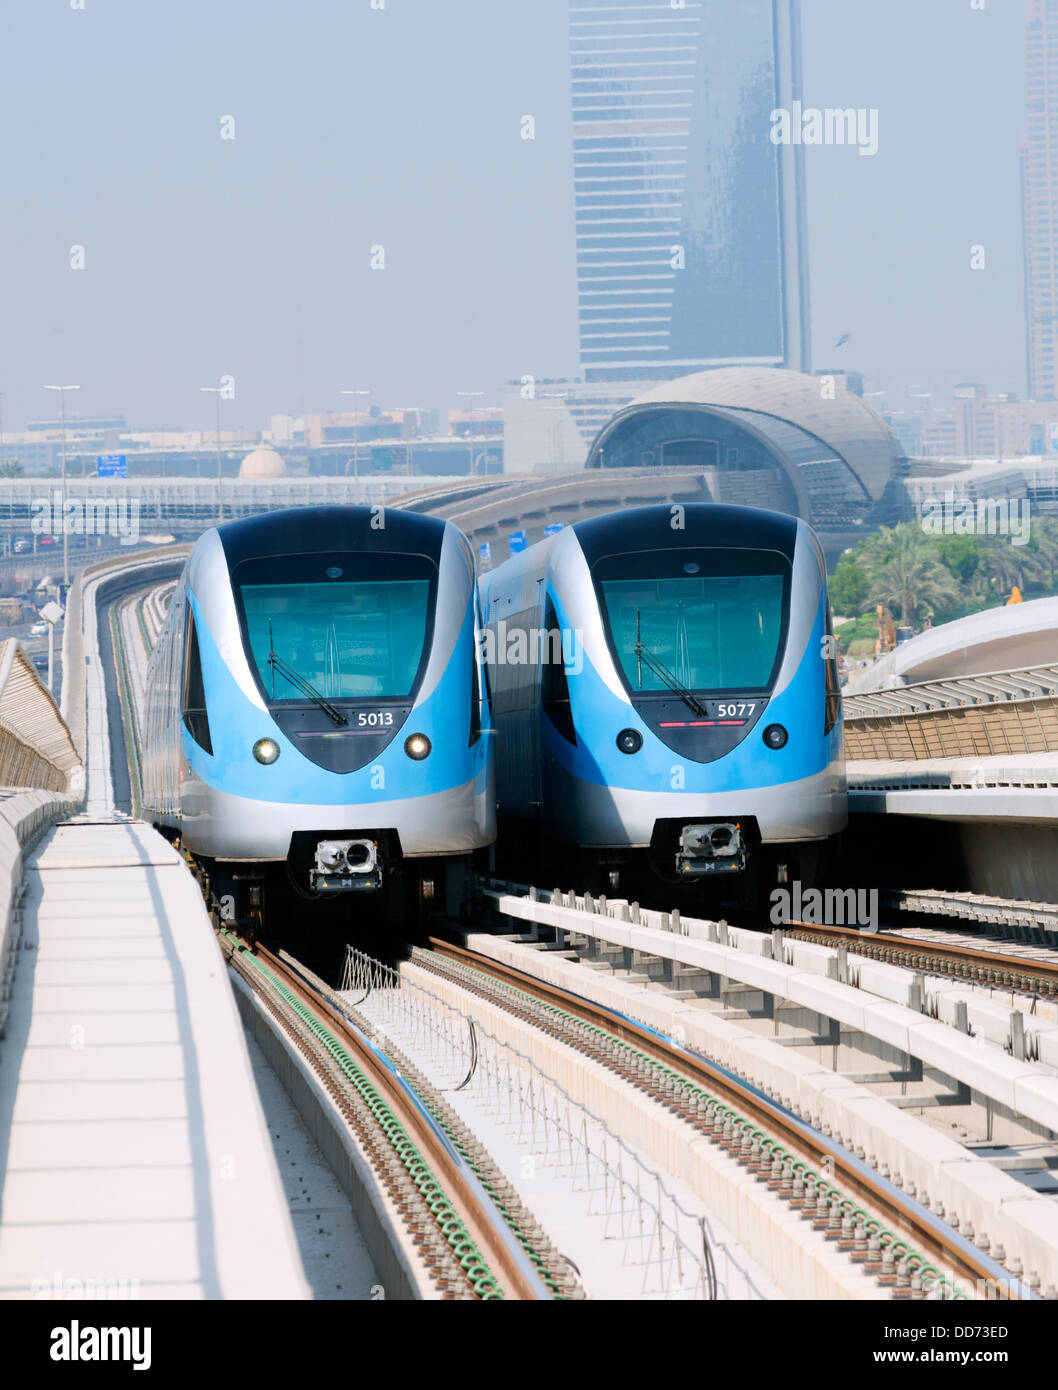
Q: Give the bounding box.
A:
[843,664,1058,762]
[0,639,81,792]
[342,947,770,1301]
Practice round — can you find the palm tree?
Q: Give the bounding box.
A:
[1029,517,1058,592]
[983,533,1043,595]
[0,461,23,478]
[866,526,959,627]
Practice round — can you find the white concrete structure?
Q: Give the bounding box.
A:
[476,891,1058,1294]
[239,446,287,479]
[0,822,309,1299]
[0,550,310,1300]
[845,597,1058,694]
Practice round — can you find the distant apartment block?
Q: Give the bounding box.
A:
[569,0,811,382]
[1023,0,1058,401]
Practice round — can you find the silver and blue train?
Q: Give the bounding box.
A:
[142,506,495,924]
[480,503,847,898]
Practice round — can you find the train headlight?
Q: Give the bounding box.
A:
[616,728,643,755]
[762,724,788,750]
[404,733,432,760]
[252,737,280,765]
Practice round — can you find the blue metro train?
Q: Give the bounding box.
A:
[479,504,847,899]
[142,506,495,926]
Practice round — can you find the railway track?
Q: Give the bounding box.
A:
[217,927,575,1301]
[785,920,1058,999]
[413,934,1034,1300]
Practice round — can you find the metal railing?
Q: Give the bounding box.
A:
[0,639,81,793]
[342,946,769,1301]
[844,664,1058,762]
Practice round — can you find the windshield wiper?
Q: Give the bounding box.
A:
[267,623,347,726]
[632,609,707,717]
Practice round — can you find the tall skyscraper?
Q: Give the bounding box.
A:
[1023,0,1058,402]
[569,0,811,383]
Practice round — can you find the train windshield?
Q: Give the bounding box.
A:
[595,547,789,695]
[233,551,435,701]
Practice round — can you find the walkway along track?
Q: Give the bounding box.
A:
[216,928,563,1301]
[418,936,1034,1300]
[784,921,1058,999]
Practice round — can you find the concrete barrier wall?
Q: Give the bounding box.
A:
[61,544,189,763]
[0,640,84,1037]
[0,640,81,795]
[470,925,1058,1296]
[0,789,81,1037]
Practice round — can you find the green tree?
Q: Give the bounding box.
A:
[936,534,980,588]
[1026,517,1058,593]
[0,461,23,478]
[865,525,959,627]
[980,533,1043,595]
[828,557,869,615]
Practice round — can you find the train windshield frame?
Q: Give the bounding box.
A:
[231,550,437,706]
[593,546,791,697]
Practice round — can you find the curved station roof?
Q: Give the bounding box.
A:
[585,367,906,531]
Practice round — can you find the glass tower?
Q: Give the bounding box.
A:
[1023,0,1058,402]
[570,0,811,382]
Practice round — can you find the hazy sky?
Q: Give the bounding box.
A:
[0,0,1025,433]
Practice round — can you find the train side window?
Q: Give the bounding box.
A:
[823,596,841,736]
[541,596,576,745]
[469,630,482,746]
[182,602,213,754]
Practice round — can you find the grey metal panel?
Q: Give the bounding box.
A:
[771,519,824,699]
[589,367,903,502]
[178,775,494,860]
[543,761,847,847]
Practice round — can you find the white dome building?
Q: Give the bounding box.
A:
[239,446,287,479]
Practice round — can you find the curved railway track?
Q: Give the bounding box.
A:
[785,920,1058,998]
[417,934,1035,1301]
[218,928,567,1301]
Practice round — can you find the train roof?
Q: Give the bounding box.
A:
[213,505,450,568]
[571,503,802,566]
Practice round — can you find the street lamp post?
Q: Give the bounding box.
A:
[200,387,225,522]
[340,390,370,503]
[43,384,80,587]
[457,391,485,475]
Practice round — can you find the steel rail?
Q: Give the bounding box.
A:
[228,933,552,1302]
[424,935,1032,1299]
[784,920,1058,997]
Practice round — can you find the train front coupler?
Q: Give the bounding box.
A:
[676,822,747,878]
[310,838,383,894]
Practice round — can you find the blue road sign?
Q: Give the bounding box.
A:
[508,531,528,554]
[544,523,564,537]
[97,454,127,478]
[479,542,491,563]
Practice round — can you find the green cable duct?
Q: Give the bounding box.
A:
[224,933,507,1300]
[443,955,967,1300]
[404,1078,565,1298]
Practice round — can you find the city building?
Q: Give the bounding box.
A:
[501,381,659,472]
[905,459,1058,522]
[239,446,287,479]
[915,383,1058,460]
[1023,0,1058,401]
[503,367,865,476]
[884,414,923,460]
[583,366,906,535]
[569,0,810,382]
